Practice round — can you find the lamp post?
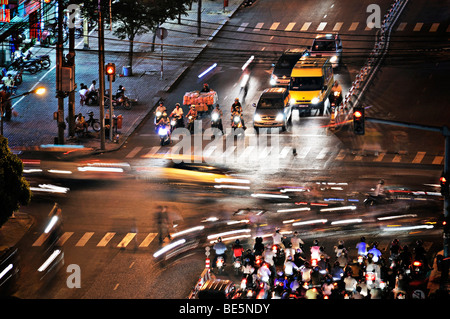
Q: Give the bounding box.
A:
[0,87,47,135]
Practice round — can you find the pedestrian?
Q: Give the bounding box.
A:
[156,205,171,243]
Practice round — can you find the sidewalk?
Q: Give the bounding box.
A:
[3,0,243,152]
[0,0,244,248]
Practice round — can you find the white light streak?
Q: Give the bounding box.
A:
[153,239,186,258]
[330,218,362,225]
[0,264,13,280]
[207,229,251,239]
[292,219,327,226]
[241,55,254,70]
[320,206,357,212]
[377,214,418,221]
[171,226,204,238]
[38,249,62,272]
[277,207,311,213]
[198,63,217,78]
[44,216,59,233]
[382,225,434,232]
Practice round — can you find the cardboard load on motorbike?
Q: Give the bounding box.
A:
[183,90,218,111]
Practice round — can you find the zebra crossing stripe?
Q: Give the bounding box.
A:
[254,22,264,31]
[392,154,402,163]
[75,232,94,247]
[412,152,426,164]
[413,23,423,31]
[32,234,47,246]
[139,233,158,247]
[97,232,115,247]
[57,232,74,246]
[117,233,136,248]
[316,148,328,160]
[373,153,386,162]
[396,22,407,31]
[429,23,439,32]
[126,146,142,158]
[348,22,359,31]
[270,22,280,30]
[317,22,327,31]
[297,146,311,159]
[333,22,343,31]
[335,149,346,161]
[432,156,443,165]
[237,23,249,32]
[143,146,161,158]
[300,22,311,31]
[285,22,296,31]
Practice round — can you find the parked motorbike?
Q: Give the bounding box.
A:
[86,111,101,132]
[157,123,171,146]
[104,91,131,110]
[7,57,39,74]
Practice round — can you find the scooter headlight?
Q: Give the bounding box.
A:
[270,75,277,85]
[254,113,261,122]
[330,55,338,63]
[234,116,240,123]
[211,113,219,121]
[171,119,177,126]
[158,127,168,135]
[156,111,162,117]
[290,98,296,105]
[311,97,320,104]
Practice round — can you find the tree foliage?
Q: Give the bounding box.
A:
[0,136,31,227]
[76,0,192,72]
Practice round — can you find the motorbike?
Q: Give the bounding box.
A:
[211,112,223,133]
[231,112,243,129]
[7,57,39,74]
[187,114,196,133]
[272,244,286,266]
[328,90,342,111]
[233,257,242,275]
[104,91,132,110]
[216,256,225,274]
[157,123,171,146]
[170,115,184,132]
[364,194,393,206]
[85,111,101,132]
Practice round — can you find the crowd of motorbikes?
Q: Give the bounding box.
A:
[210,236,437,299]
[7,48,51,75]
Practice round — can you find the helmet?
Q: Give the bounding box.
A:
[175,103,180,107]
[119,85,123,89]
[313,240,319,246]
[204,83,208,86]
[162,112,167,117]
[379,179,385,185]
[235,98,239,102]
[235,239,240,244]
[191,105,196,109]
[218,237,222,242]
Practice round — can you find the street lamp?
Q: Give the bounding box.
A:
[1,87,47,135]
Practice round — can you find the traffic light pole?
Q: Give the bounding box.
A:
[365,117,450,289]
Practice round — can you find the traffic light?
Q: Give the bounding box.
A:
[440,172,449,197]
[105,63,116,82]
[353,107,365,135]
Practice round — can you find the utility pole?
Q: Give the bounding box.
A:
[98,0,105,150]
[56,0,65,144]
[67,25,75,138]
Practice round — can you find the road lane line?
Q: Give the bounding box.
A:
[316,148,328,160]
[139,233,158,247]
[279,146,291,158]
[117,233,136,248]
[297,147,311,159]
[97,232,116,247]
[412,151,426,164]
[75,232,94,247]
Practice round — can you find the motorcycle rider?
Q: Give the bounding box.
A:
[154,101,167,124]
[310,239,321,261]
[367,242,382,263]
[211,104,224,134]
[374,179,385,198]
[231,98,247,130]
[200,83,210,92]
[186,105,198,133]
[115,85,126,100]
[330,80,343,104]
[169,103,184,128]
[213,237,227,267]
[232,239,244,262]
[356,236,368,257]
